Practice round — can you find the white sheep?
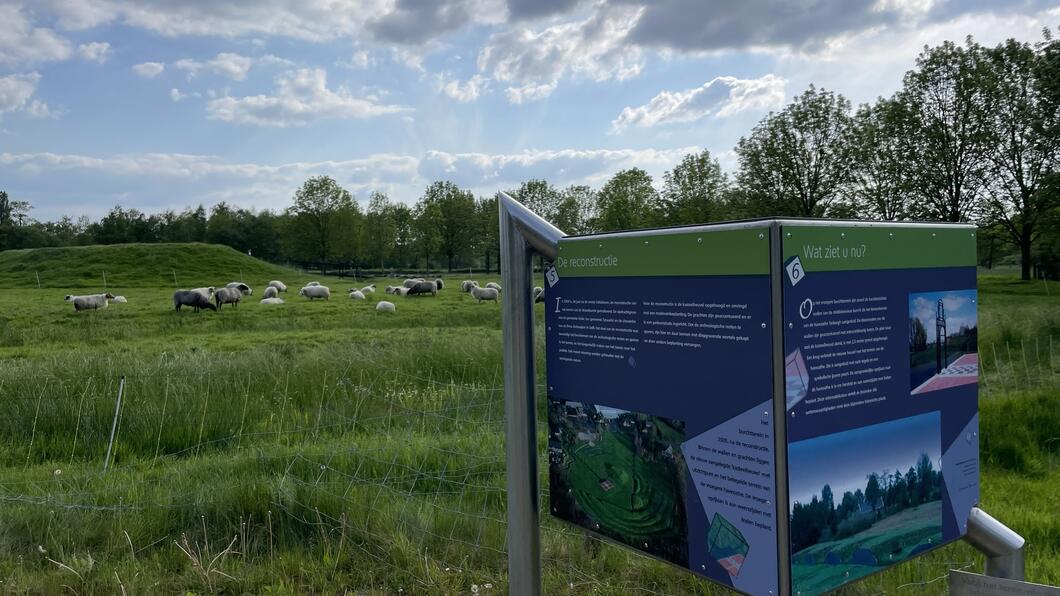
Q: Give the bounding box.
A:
[402,278,424,289]
[214,286,246,309]
[306,281,321,286]
[191,286,215,300]
[470,286,499,303]
[263,286,279,299]
[65,293,114,312]
[226,282,253,296]
[299,285,331,300]
[111,295,128,304]
[361,284,376,293]
[376,301,396,312]
[485,282,502,292]
[348,289,366,300]
[461,280,479,293]
[267,280,288,293]
[260,297,285,305]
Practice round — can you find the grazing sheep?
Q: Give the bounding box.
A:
[173,290,216,312]
[299,284,331,300]
[306,281,321,286]
[434,278,444,291]
[406,281,438,297]
[112,295,128,304]
[402,278,424,289]
[533,286,544,303]
[470,286,500,303]
[190,286,215,300]
[384,285,398,294]
[263,286,279,299]
[376,301,396,313]
[65,293,115,312]
[361,284,376,293]
[214,286,245,309]
[348,289,366,300]
[461,280,479,293]
[226,282,253,296]
[260,297,285,305]
[267,280,288,293]
[485,282,502,292]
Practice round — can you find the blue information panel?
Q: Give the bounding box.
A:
[781,224,979,595]
[545,226,781,595]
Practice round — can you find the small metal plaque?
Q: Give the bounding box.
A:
[950,570,1060,595]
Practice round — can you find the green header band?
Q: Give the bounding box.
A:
[557,227,770,277]
[781,224,976,271]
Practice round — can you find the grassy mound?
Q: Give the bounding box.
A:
[0,243,296,289]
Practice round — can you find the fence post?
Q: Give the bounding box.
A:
[103,376,126,474]
[499,192,564,596]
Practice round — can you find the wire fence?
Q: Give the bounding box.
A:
[0,335,1054,593]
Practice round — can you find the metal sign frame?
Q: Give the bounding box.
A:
[496,193,1026,596]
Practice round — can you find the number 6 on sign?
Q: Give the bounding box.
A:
[785,256,805,287]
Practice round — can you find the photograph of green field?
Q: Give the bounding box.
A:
[548,400,689,567]
[788,412,944,595]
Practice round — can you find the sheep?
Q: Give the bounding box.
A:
[214,286,245,309]
[260,297,285,305]
[263,286,279,299]
[299,284,331,300]
[226,282,253,296]
[376,301,396,313]
[470,286,499,303]
[384,285,398,294]
[461,280,479,293]
[533,286,544,303]
[173,290,216,312]
[434,278,444,291]
[306,281,321,286]
[112,295,129,304]
[267,280,288,293]
[348,289,366,300]
[361,284,376,293]
[406,281,438,297]
[402,278,424,289]
[485,282,502,292]
[189,286,215,300]
[65,293,114,312]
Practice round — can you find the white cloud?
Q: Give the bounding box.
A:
[205,68,412,127]
[436,73,488,102]
[76,41,111,63]
[132,62,165,78]
[173,52,286,81]
[478,4,644,103]
[339,50,372,69]
[611,74,786,132]
[0,4,73,67]
[0,73,58,119]
[169,88,202,102]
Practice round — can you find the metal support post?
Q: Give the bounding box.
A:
[964,506,1025,580]
[498,192,564,596]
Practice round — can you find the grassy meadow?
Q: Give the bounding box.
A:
[0,244,1055,594]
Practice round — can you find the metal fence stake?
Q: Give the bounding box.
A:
[499,192,563,596]
[103,375,126,474]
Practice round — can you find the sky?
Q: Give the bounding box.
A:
[787,411,942,509]
[1,1,1058,221]
[909,289,978,341]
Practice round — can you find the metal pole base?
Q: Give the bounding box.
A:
[964,507,1025,581]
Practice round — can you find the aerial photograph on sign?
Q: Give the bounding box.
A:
[788,412,944,595]
[548,399,689,566]
[909,289,978,394]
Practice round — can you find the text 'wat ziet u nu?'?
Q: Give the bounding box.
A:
[543,219,978,595]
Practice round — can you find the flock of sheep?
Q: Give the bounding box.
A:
[63,277,546,313]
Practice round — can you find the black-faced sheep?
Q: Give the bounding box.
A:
[470,286,499,303]
[299,285,331,300]
[173,290,217,312]
[226,282,253,296]
[434,278,444,290]
[65,293,115,312]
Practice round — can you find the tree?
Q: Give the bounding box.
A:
[661,150,729,225]
[288,176,354,261]
[910,317,928,352]
[365,191,397,268]
[595,168,661,232]
[849,98,917,220]
[898,39,992,222]
[865,473,882,517]
[415,181,476,271]
[735,86,854,217]
[511,180,562,224]
[555,185,596,235]
[979,38,1060,279]
[475,196,500,272]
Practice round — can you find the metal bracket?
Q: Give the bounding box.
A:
[964,506,1025,580]
[498,192,565,596]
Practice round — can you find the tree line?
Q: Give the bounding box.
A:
[0,31,1057,277]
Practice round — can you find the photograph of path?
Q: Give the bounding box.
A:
[548,399,689,567]
[909,289,978,394]
[788,412,944,595]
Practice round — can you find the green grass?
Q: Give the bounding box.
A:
[0,244,1054,594]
